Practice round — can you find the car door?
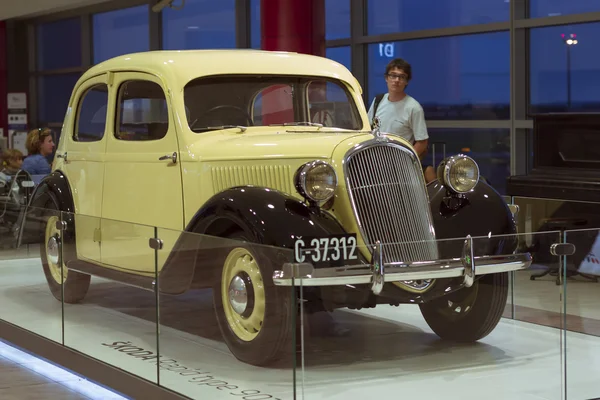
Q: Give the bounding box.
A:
[100,72,183,274]
[57,74,109,263]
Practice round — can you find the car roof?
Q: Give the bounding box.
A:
[81,49,362,93]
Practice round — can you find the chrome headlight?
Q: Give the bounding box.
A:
[437,154,480,194]
[295,160,337,204]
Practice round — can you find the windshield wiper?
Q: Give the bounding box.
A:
[193,125,248,133]
[269,122,323,128]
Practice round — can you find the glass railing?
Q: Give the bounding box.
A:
[1,201,599,399]
[288,231,568,399]
[0,205,64,343]
[154,226,297,399]
[564,228,600,400]
[0,205,298,399]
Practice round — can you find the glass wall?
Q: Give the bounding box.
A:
[92,5,150,64]
[366,0,509,33]
[366,32,510,120]
[529,21,600,114]
[35,18,82,127]
[326,46,351,71]
[162,0,236,50]
[36,18,81,70]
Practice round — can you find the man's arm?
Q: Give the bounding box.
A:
[411,107,429,159]
[413,140,428,159]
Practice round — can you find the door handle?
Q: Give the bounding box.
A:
[56,152,68,162]
[159,152,177,164]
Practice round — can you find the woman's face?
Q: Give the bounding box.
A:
[40,134,55,156]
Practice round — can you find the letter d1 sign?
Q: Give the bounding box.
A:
[378,43,395,58]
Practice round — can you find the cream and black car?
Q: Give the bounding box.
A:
[22,50,531,366]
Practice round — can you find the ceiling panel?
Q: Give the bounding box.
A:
[0,0,115,21]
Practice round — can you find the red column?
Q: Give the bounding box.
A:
[260,0,325,125]
[0,21,7,141]
[261,0,325,56]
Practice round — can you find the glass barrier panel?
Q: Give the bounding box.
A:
[61,212,159,384]
[156,227,297,400]
[0,204,64,343]
[512,196,600,237]
[292,232,565,399]
[564,228,600,400]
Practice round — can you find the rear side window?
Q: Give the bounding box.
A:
[116,80,169,141]
[74,84,108,142]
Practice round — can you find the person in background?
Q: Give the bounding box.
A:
[21,128,55,175]
[367,58,437,183]
[1,149,24,174]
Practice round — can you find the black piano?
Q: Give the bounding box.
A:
[507,112,600,283]
[508,112,600,202]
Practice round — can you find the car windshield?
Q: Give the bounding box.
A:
[183,75,363,132]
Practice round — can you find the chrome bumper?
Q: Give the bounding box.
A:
[273,236,532,295]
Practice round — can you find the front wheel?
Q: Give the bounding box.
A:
[213,233,294,366]
[419,272,508,342]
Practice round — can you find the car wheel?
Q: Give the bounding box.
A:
[40,194,90,304]
[419,272,508,342]
[213,232,293,366]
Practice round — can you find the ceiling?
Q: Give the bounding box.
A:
[0,0,114,20]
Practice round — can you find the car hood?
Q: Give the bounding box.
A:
[183,127,374,162]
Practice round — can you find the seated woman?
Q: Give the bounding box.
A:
[21,128,55,176]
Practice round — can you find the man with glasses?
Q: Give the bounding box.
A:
[367,58,436,182]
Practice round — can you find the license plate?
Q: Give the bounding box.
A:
[293,234,359,266]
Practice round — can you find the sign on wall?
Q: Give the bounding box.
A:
[378,43,395,58]
[7,92,28,137]
[7,93,27,110]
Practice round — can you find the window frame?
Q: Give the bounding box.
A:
[114,79,171,142]
[73,83,109,143]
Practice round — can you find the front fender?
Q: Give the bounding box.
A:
[188,186,349,248]
[159,186,356,295]
[427,180,517,258]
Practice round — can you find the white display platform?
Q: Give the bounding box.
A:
[1,258,599,400]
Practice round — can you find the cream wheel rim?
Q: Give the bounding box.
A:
[45,216,68,283]
[221,247,265,342]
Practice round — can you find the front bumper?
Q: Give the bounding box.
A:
[273,235,532,295]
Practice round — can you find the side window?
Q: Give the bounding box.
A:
[116,80,169,141]
[74,84,108,142]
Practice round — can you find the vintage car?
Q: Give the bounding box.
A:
[21,49,531,366]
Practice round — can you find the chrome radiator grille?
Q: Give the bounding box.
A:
[345,143,439,265]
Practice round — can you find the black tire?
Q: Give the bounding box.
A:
[39,193,90,304]
[419,272,508,342]
[213,232,294,366]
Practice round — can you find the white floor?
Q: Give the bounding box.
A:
[0,257,599,400]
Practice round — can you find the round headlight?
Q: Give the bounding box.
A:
[437,154,480,194]
[295,161,337,204]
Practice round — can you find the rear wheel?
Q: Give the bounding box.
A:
[40,194,90,304]
[213,232,293,366]
[419,272,508,342]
